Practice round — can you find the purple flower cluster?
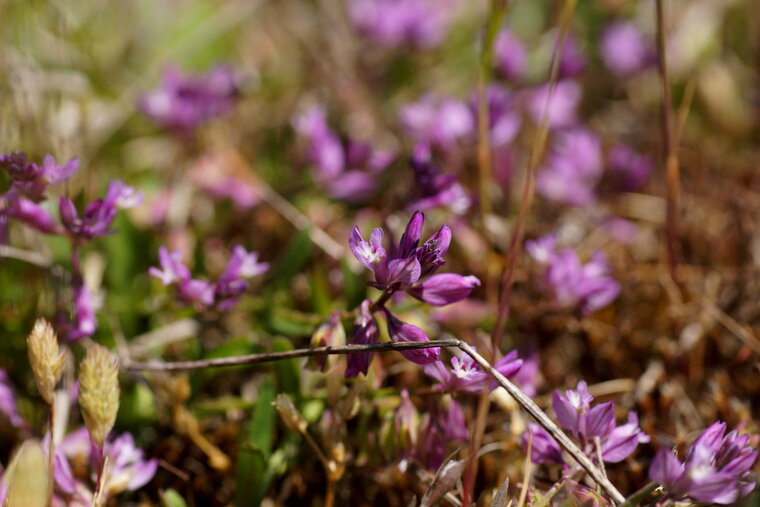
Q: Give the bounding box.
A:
[494,29,527,80]
[423,351,522,394]
[650,421,758,505]
[523,380,649,466]
[526,235,620,315]
[400,95,474,152]
[60,180,143,241]
[536,128,602,207]
[346,211,480,376]
[150,245,268,311]
[347,0,453,49]
[139,65,238,133]
[606,144,653,192]
[293,105,395,203]
[0,152,79,238]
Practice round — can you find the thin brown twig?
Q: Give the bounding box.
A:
[655,0,681,285]
[122,338,625,504]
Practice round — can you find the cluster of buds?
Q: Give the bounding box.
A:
[526,235,620,315]
[139,65,238,133]
[0,152,78,238]
[650,421,758,504]
[347,211,480,376]
[522,380,649,466]
[150,245,268,311]
[292,104,395,203]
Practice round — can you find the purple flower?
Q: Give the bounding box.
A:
[440,398,468,441]
[0,152,78,202]
[347,0,453,48]
[139,65,237,132]
[536,127,603,207]
[601,412,650,463]
[59,181,141,241]
[68,280,98,341]
[606,144,653,192]
[600,21,653,76]
[394,389,418,450]
[408,274,481,307]
[6,198,60,234]
[529,238,620,315]
[383,310,439,365]
[552,380,596,439]
[407,144,472,215]
[149,245,266,311]
[525,80,582,129]
[522,423,563,465]
[345,300,379,378]
[293,105,394,202]
[0,369,25,429]
[556,33,587,78]
[650,421,758,504]
[400,95,475,151]
[494,29,527,79]
[424,350,522,393]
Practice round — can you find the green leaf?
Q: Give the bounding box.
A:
[270,227,312,283]
[235,375,276,507]
[161,489,188,507]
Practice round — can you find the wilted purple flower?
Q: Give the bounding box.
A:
[568,480,611,507]
[293,105,395,202]
[407,144,472,214]
[441,398,468,441]
[347,0,453,48]
[525,80,582,129]
[383,310,439,365]
[415,397,469,469]
[650,421,758,505]
[139,65,237,133]
[400,95,475,151]
[528,236,620,314]
[522,423,563,465]
[606,144,653,192]
[494,29,527,79]
[345,300,379,378]
[600,21,653,76]
[537,127,602,207]
[0,369,25,429]
[395,389,418,450]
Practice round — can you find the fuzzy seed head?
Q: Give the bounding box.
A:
[79,344,120,447]
[27,318,64,405]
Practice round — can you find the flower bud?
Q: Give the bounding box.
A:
[273,394,307,434]
[27,318,64,405]
[79,344,120,447]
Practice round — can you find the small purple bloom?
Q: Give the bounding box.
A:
[139,65,237,133]
[7,198,60,234]
[407,144,472,215]
[494,29,527,79]
[69,280,97,341]
[525,80,582,129]
[347,0,453,48]
[650,421,758,505]
[537,127,603,207]
[383,310,439,365]
[601,412,650,463]
[525,234,557,265]
[149,247,191,285]
[532,242,620,315]
[522,423,563,465]
[293,105,394,202]
[600,21,653,77]
[556,33,587,78]
[400,95,475,151]
[424,354,488,394]
[345,300,379,378]
[408,274,481,307]
[441,398,468,441]
[606,144,653,192]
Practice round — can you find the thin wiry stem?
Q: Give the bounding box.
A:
[655,0,681,284]
[122,338,625,503]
